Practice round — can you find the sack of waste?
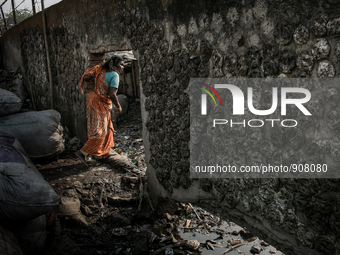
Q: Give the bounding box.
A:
[0,225,24,255]
[6,214,47,255]
[57,196,87,226]
[0,131,61,221]
[0,88,23,117]
[0,109,64,159]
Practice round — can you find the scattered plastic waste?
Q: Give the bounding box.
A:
[164,247,174,255]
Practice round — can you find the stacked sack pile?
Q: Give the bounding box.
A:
[0,69,63,254]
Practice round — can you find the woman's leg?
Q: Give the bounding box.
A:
[75,150,88,166]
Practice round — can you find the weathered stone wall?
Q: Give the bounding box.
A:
[21,27,50,110]
[0,0,128,140]
[1,0,340,254]
[137,1,340,254]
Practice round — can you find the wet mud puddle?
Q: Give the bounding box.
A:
[170,204,284,255]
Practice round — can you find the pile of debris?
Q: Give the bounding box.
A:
[37,99,283,255]
[146,202,283,255]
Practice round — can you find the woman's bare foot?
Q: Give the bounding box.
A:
[75,151,88,166]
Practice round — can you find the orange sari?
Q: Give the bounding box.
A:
[80,65,114,157]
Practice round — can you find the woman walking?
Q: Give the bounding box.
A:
[76,55,124,166]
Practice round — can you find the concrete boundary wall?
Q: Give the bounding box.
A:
[1,0,340,254]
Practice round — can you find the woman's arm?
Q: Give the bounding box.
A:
[109,87,122,115]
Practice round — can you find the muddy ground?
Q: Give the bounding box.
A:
[34,98,283,255]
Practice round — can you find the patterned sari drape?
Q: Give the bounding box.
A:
[80,65,114,157]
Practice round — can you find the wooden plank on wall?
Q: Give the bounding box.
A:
[11,0,16,25]
[132,60,140,98]
[88,53,105,61]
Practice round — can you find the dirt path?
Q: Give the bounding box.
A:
[37,98,153,254]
